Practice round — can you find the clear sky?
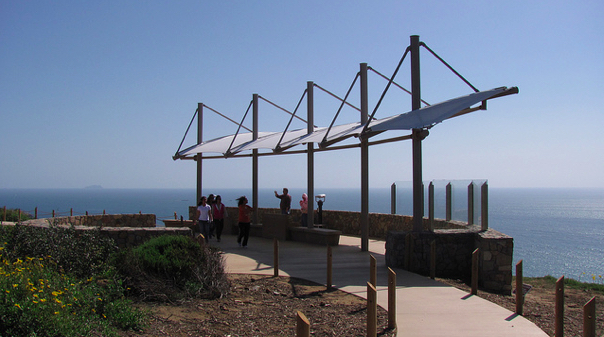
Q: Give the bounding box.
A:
[1,1,602,190]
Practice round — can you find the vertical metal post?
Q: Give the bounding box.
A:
[273,238,279,277]
[196,103,203,204]
[583,297,596,337]
[468,182,474,225]
[390,183,397,215]
[429,181,434,231]
[307,81,315,228]
[252,94,259,224]
[369,254,377,287]
[360,63,369,250]
[327,245,333,289]
[411,35,424,232]
[446,182,452,221]
[367,282,377,337]
[481,182,489,230]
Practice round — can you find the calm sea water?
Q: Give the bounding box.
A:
[1,187,603,281]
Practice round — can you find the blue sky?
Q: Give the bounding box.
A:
[1,1,602,190]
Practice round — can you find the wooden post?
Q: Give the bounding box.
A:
[18,209,22,221]
[367,282,377,337]
[103,209,106,215]
[52,210,54,218]
[273,238,279,277]
[555,276,564,337]
[296,311,310,337]
[583,296,596,337]
[70,208,73,216]
[174,212,177,220]
[515,260,524,315]
[370,255,377,287]
[327,245,333,289]
[404,233,411,270]
[430,240,436,279]
[471,248,479,295]
[34,207,38,219]
[388,267,397,330]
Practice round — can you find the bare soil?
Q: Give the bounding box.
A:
[120,274,395,336]
[120,274,602,337]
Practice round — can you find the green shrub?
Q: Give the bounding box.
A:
[1,208,33,222]
[0,248,145,336]
[114,235,230,301]
[0,222,117,279]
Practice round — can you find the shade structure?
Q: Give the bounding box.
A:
[178,131,274,156]
[174,86,517,159]
[366,87,512,132]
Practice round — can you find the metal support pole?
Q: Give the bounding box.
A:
[429,181,434,231]
[360,63,369,250]
[410,35,424,232]
[468,182,475,225]
[307,81,315,228]
[252,94,259,224]
[390,183,397,214]
[481,182,489,230]
[446,182,452,221]
[196,103,203,204]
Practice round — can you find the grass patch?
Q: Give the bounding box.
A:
[521,275,604,294]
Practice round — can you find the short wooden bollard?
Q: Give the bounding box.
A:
[583,296,596,337]
[296,311,310,337]
[367,282,377,337]
[516,260,523,315]
[430,240,436,279]
[2,206,6,222]
[369,255,377,287]
[273,238,279,277]
[388,267,397,330]
[326,245,333,289]
[70,208,73,216]
[52,210,55,218]
[34,207,38,219]
[471,248,479,295]
[555,276,564,337]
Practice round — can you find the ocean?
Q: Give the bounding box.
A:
[1,187,603,282]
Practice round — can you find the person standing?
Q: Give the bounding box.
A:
[207,194,216,239]
[212,195,228,242]
[196,196,213,243]
[274,188,292,214]
[299,193,308,226]
[236,196,253,248]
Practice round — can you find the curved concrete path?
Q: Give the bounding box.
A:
[213,234,547,337]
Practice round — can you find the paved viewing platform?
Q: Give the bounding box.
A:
[215,234,547,337]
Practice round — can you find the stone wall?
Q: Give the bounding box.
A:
[11,214,191,249]
[47,214,156,228]
[385,227,513,294]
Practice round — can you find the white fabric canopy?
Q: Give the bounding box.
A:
[366,87,508,132]
[176,87,516,158]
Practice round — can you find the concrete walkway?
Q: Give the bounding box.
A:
[212,234,547,337]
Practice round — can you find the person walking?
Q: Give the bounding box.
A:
[274,188,292,214]
[236,196,253,248]
[207,194,216,239]
[212,195,228,242]
[195,196,213,243]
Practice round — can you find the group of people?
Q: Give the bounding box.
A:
[195,187,309,248]
[275,188,308,226]
[194,194,228,243]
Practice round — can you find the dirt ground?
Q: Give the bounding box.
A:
[121,274,395,337]
[121,274,602,337]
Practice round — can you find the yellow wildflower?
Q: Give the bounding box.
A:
[13,284,18,288]
[40,299,47,302]
[14,304,21,309]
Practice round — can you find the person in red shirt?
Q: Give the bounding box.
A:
[236,196,253,247]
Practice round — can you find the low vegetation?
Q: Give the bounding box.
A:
[1,208,33,222]
[0,223,229,336]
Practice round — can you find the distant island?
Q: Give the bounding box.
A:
[84,185,103,189]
